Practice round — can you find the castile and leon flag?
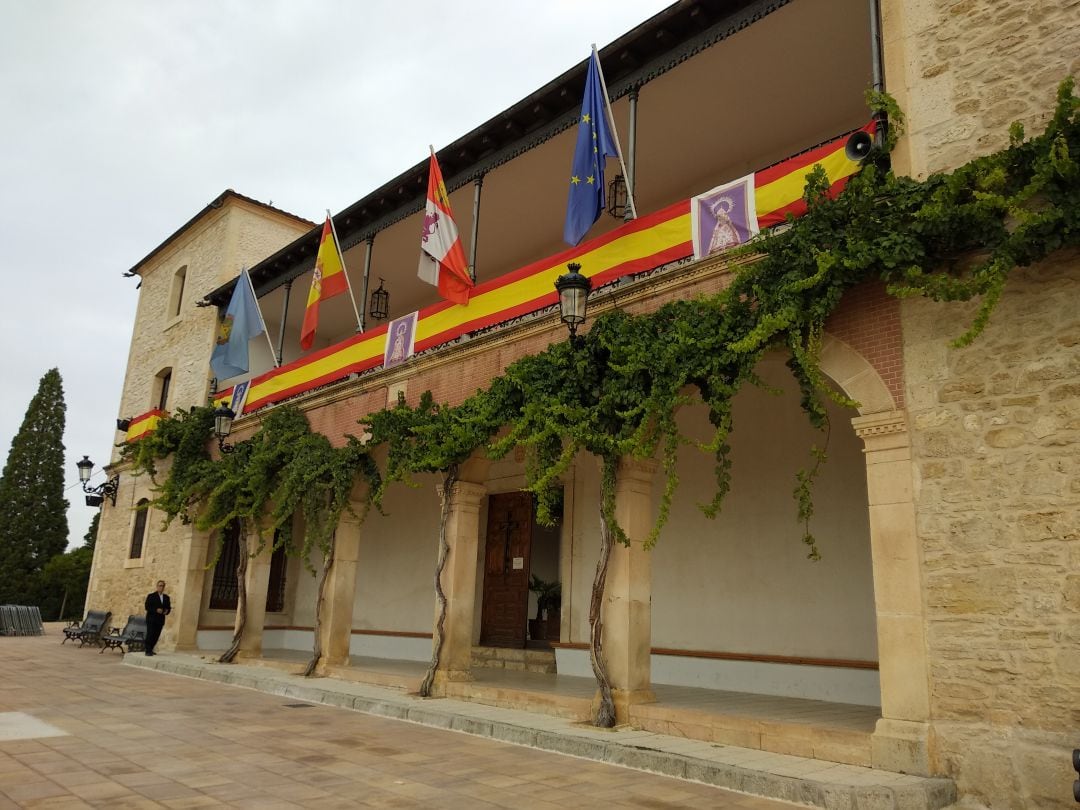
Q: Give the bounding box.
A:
[417,148,473,306]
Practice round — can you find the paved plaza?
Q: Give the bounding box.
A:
[0,628,794,809]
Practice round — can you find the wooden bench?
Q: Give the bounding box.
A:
[62,610,111,647]
[100,616,147,656]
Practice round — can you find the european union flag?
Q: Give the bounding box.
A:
[563,52,619,246]
[210,268,266,381]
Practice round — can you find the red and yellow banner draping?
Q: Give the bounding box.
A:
[125,409,166,443]
[208,126,868,419]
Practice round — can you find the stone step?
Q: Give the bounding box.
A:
[471,645,557,674]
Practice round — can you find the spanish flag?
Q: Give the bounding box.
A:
[300,216,350,350]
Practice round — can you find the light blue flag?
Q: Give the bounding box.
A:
[563,51,620,246]
[209,269,265,380]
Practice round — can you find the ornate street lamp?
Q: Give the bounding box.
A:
[368,278,389,321]
[554,262,591,343]
[213,404,236,453]
[607,174,628,219]
[76,456,119,507]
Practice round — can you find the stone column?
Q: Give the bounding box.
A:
[603,456,658,723]
[170,527,211,651]
[431,477,487,688]
[853,410,935,776]
[237,531,273,659]
[317,500,364,670]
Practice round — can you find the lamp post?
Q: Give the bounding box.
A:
[554,262,591,343]
[76,456,119,507]
[213,404,236,454]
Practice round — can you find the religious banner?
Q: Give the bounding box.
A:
[691,173,758,260]
[383,311,418,370]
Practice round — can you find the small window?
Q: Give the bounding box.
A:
[130,499,149,559]
[154,369,172,412]
[169,266,187,318]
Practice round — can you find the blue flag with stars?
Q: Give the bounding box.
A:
[563,51,619,246]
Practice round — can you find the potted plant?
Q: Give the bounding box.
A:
[528,575,562,643]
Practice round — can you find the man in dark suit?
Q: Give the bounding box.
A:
[144,580,171,656]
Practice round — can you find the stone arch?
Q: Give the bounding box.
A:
[816,333,933,776]
[818,332,896,416]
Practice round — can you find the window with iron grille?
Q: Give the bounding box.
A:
[209,521,241,610]
[208,524,289,612]
[266,542,288,613]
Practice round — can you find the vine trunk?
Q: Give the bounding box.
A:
[304,530,338,677]
[589,470,617,728]
[219,524,248,664]
[419,465,458,697]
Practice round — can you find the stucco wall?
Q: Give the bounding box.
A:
[651,357,876,661]
[904,251,1080,807]
[352,473,440,633]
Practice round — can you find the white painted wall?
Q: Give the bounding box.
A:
[554,647,880,706]
[651,357,876,662]
[561,356,878,703]
[349,633,431,661]
[353,473,440,632]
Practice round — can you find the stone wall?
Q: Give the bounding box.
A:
[882,0,1080,179]
[112,199,311,455]
[903,250,1080,808]
[88,196,311,641]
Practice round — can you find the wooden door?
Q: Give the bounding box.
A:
[480,492,533,647]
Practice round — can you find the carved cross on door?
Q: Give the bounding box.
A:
[495,510,520,573]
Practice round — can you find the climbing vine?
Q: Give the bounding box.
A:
[125,81,1079,718]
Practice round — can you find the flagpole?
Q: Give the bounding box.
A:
[590,44,637,219]
[243,267,280,368]
[326,210,364,333]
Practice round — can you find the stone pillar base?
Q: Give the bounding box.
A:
[872,718,934,776]
[594,687,656,725]
[432,668,474,687]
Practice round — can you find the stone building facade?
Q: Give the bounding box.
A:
[85,191,312,647]
[85,2,1079,807]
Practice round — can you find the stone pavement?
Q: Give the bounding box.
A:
[0,628,956,809]
[0,629,800,809]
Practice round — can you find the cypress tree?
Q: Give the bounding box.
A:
[0,368,69,604]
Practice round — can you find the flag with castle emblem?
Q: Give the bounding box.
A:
[209,268,267,380]
[417,148,473,306]
[563,50,620,246]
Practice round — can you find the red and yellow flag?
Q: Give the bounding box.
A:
[418,150,473,306]
[300,216,350,350]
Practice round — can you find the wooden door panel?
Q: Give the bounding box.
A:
[480,492,533,647]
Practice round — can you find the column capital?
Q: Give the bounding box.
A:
[436,480,487,509]
[852,409,910,452]
[616,456,659,482]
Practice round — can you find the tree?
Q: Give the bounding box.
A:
[38,546,93,621]
[0,368,69,604]
[83,511,100,552]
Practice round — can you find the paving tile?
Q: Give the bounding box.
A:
[0,629,956,810]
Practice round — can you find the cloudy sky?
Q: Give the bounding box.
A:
[0,0,672,548]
